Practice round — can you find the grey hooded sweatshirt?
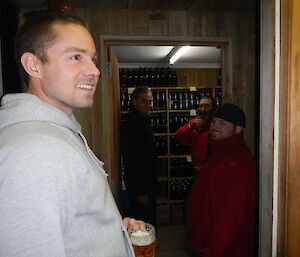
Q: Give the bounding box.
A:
[0,93,134,257]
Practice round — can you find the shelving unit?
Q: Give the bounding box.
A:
[120,68,222,225]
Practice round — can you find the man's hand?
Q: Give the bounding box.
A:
[123,217,146,230]
[189,118,205,130]
[137,195,149,205]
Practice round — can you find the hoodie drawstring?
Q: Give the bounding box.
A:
[77,131,108,178]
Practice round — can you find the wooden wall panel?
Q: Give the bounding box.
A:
[286,0,300,255]
[128,10,150,35]
[149,11,169,36]
[174,68,219,87]
[128,0,149,9]
[168,11,188,36]
[196,68,206,86]
[205,68,218,86]
[187,11,205,36]
[105,9,129,35]
[187,69,198,86]
[259,0,275,256]
[276,0,289,256]
[176,69,188,86]
[149,0,170,9]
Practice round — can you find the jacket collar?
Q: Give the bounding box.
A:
[210,133,244,156]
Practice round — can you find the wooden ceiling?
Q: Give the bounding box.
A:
[7,0,257,12]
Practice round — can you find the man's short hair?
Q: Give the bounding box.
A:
[132,86,152,100]
[14,11,86,84]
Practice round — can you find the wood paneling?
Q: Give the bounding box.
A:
[286,0,300,255]
[176,68,219,87]
[104,9,129,35]
[149,10,169,36]
[259,0,275,256]
[169,0,194,10]
[128,0,150,9]
[148,0,172,10]
[9,0,257,12]
[277,1,289,256]
[168,11,188,36]
[128,10,150,35]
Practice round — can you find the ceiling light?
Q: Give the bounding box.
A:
[169,46,191,64]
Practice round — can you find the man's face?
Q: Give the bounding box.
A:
[35,23,100,115]
[132,92,153,115]
[197,98,215,118]
[210,117,240,141]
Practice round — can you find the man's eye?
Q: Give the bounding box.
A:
[71,55,81,60]
[92,57,98,64]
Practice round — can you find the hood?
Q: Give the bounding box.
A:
[0,93,81,133]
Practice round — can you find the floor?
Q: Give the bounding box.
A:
[156,224,190,257]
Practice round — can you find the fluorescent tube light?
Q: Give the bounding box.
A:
[169,46,191,64]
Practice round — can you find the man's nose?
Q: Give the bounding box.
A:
[87,60,100,78]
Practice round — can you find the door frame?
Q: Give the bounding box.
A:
[99,35,231,197]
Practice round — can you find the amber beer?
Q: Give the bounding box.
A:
[128,223,156,257]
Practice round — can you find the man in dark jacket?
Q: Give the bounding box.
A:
[186,103,256,257]
[121,86,158,226]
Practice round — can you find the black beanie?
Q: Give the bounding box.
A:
[212,103,246,127]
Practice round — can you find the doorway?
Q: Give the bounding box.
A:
[99,36,230,256]
[99,36,229,201]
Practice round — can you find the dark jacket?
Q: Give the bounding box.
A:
[186,133,256,257]
[121,109,158,197]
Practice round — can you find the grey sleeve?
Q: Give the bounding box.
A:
[0,140,73,257]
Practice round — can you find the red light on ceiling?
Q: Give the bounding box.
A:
[61,0,74,12]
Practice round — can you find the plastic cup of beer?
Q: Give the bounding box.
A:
[128,223,156,257]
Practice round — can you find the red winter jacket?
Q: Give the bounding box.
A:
[175,118,210,168]
[186,133,256,257]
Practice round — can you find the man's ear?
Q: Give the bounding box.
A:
[234,125,243,135]
[20,52,42,79]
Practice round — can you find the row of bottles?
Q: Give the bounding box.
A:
[120,88,221,111]
[170,179,193,200]
[152,91,167,110]
[155,135,192,156]
[120,91,132,111]
[155,136,167,156]
[168,88,212,100]
[170,158,195,177]
[215,87,222,106]
[168,88,212,110]
[120,67,178,88]
[170,136,190,155]
[149,113,167,133]
[169,113,191,133]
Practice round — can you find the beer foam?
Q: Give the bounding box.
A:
[131,230,150,237]
[130,230,154,246]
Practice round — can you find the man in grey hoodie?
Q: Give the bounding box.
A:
[0,11,144,257]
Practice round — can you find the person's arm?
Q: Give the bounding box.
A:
[175,118,203,145]
[204,159,256,257]
[0,138,73,257]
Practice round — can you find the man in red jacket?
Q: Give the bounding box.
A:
[175,96,215,170]
[186,103,256,257]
